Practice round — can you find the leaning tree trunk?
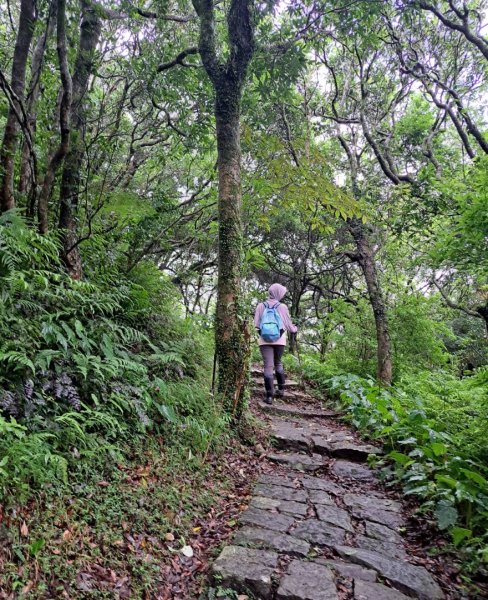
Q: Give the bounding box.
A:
[0,0,37,213]
[191,0,254,420]
[348,218,393,385]
[58,0,101,279]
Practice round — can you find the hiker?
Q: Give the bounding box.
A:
[254,283,298,404]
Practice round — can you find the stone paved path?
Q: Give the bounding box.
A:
[209,368,446,600]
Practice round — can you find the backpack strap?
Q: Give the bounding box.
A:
[263,301,280,310]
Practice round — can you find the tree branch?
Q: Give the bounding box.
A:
[157,47,199,72]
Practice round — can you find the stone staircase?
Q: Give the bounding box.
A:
[207,367,445,600]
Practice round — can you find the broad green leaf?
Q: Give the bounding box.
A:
[435,500,458,530]
[451,527,472,547]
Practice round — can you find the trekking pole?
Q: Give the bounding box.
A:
[295,335,306,392]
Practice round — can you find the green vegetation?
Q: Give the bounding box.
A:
[1,0,487,593]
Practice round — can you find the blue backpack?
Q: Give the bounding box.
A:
[259,301,283,343]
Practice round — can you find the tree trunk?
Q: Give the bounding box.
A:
[0,0,37,213]
[58,0,101,278]
[349,218,393,386]
[38,0,72,234]
[191,0,254,420]
[19,0,57,204]
[214,87,248,416]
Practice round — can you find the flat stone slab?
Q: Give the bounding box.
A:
[240,507,295,533]
[257,473,297,488]
[350,506,404,529]
[311,436,332,454]
[354,579,411,600]
[268,452,324,472]
[315,504,354,532]
[271,422,310,452]
[255,483,308,503]
[301,476,346,496]
[292,519,346,546]
[308,489,335,505]
[355,534,407,559]
[331,460,375,481]
[276,559,338,600]
[315,430,355,442]
[211,545,278,599]
[335,546,444,599]
[280,500,309,516]
[250,496,281,511]
[315,559,377,582]
[282,380,301,387]
[343,494,402,513]
[364,521,404,544]
[250,495,308,517]
[234,526,310,556]
[259,402,338,419]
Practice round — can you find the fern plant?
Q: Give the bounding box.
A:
[0,215,215,503]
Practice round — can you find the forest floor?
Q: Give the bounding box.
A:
[0,368,483,599]
[0,426,262,599]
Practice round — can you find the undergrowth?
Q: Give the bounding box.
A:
[299,354,488,572]
[0,213,238,596]
[0,212,227,503]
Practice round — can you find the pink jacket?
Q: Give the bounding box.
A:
[254,284,298,346]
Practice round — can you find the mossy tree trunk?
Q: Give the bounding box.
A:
[348,217,393,386]
[191,0,254,419]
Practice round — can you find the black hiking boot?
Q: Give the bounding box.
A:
[264,376,274,404]
[275,370,286,399]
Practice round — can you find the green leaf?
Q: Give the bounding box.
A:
[435,475,458,489]
[430,442,447,457]
[29,539,45,556]
[460,469,488,488]
[435,500,458,530]
[388,450,411,466]
[451,527,472,547]
[157,404,178,424]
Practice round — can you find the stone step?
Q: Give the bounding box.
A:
[258,401,339,420]
[276,559,337,600]
[331,460,377,482]
[209,366,446,600]
[211,546,277,599]
[267,451,324,472]
[269,419,382,462]
[335,546,444,599]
